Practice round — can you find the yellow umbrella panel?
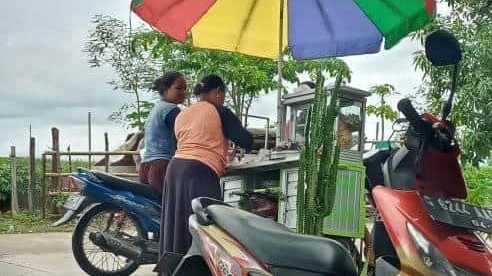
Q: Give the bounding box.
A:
[191,0,288,59]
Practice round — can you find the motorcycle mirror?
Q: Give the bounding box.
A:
[425,30,462,120]
[425,30,462,66]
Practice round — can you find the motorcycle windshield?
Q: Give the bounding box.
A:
[417,147,467,199]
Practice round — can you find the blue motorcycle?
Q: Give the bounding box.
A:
[53,168,161,276]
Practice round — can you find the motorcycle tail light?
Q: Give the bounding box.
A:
[69,175,86,191]
[201,235,242,276]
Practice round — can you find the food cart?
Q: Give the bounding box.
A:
[221,83,371,238]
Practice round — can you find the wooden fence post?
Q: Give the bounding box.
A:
[41,154,47,218]
[68,146,72,172]
[28,137,35,211]
[104,132,110,172]
[51,127,60,192]
[10,146,19,216]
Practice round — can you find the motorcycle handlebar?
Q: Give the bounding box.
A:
[397,98,425,132]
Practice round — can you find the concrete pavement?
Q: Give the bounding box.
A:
[0,232,155,276]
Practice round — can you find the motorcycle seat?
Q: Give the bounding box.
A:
[206,204,357,275]
[92,171,161,201]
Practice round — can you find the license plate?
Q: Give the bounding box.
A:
[422,195,492,233]
[63,195,86,211]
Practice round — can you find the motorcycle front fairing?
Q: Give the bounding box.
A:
[417,146,467,199]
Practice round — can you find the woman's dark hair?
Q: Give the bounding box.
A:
[152,71,183,96]
[193,74,226,96]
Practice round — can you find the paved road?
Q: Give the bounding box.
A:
[0,232,155,276]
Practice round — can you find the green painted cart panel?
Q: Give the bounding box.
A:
[321,161,366,238]
[279,160,366,238]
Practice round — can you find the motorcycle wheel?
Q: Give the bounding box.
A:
[72,203,144,276]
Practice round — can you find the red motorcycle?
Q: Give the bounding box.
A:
[363,30,492,275]
[158,30,492,276]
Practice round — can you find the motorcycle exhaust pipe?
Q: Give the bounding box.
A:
[89,232,142,260]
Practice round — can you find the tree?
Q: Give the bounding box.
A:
[86,15,352,129]
[84,15,160,130]
[366,84,398,140]
[413,1,492,166]
[131,30,351,124]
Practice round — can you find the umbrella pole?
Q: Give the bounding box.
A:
[276,0,285,147]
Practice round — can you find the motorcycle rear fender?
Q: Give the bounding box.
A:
[51,197,95,226]
[171,215,211,276]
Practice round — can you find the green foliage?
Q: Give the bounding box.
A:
[130,20,351,122]
[367,84,399,140]
[84,15,160,130]
[297,70,345,235]
[0,212,74,234]
[86,15,351,127]
[0,158,40,202]
[0,157,89,210]
[52,193,70,208]
[413,2,492,166]
[109,101,155,129]
[463,166,492,207]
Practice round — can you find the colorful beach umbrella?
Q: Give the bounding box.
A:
[131,0,436,60]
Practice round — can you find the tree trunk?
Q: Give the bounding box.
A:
[381,115,385,140]
[244,96,254,127]
[380,94,385,140]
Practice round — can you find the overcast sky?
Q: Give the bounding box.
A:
[1,1,425,157]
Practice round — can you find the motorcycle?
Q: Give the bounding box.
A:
[53,169,161,276]
[159,30,492,276]
[54,168,281,275]
[159,197,357,276]
[363,30,492,275]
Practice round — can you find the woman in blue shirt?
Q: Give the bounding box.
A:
[139,72,187,193]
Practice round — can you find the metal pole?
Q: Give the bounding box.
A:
[88,112,92,169]
[266,118,270,149]
[276,0,285,147]
[10,146,19,216]
[104,132,110,172]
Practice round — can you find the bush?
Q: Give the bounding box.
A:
[0,157,90,211]
[464,166,492,207]
[0,211,74,234]
[0,158,41,205]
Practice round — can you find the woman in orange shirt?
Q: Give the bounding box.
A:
[160,74,253,258]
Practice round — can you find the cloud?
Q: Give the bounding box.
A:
[0,1,137,156]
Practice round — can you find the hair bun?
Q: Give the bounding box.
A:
[193,74,225,96]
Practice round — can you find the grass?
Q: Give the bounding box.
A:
[0,211,75,234]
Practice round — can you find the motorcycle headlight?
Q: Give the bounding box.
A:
[407,222,458,276]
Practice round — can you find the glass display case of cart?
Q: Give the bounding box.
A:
[282,81,369,158]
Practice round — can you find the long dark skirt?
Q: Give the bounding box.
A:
[159,158,222,258]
